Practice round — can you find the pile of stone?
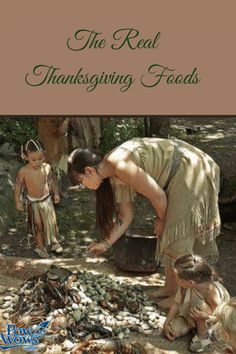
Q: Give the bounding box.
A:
[0,266,160,352]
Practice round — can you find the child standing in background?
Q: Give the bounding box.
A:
[14,139,63,258]
[163,254,230,353]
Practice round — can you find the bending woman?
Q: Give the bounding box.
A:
[68,137,221,305]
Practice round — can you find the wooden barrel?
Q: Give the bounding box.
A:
[113,228,159,272]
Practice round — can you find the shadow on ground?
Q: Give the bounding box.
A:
[0,117,235,353]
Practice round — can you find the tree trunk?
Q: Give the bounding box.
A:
[149,117,170,136]
[36,117,68,164]
[68,117,101,151]
[144,117,150,136]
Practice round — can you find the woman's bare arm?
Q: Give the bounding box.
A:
[114,159,167,226]
[107,201,134,245]
[88,202,134,255]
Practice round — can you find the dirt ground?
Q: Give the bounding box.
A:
[0,117,235,353]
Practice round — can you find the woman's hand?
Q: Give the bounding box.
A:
[163,322,176,341]
[154,218,165,238]
[87,242,109,256]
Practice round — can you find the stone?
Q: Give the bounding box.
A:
[72,303,79,310]
[62,339,75,351]
[36,343,47,353]
[0,143,16,157]
[72,309,82,322]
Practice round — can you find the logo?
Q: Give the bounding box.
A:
[0,321,50,351]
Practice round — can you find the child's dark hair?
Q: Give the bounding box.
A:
[68,148,117,239]
[21,139,44,160]
[174,254,213,283]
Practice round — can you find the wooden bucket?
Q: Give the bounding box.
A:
[113,228,159,272]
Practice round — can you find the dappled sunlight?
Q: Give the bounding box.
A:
[0,238,230,354]
[0,117,235,353]
[1,252,165,288]
[82,236,93,243]
[14,260,27,268]
[108,273,165,288]
[68,185,81,191]
[202,124,214,128]
[8,228,17,234]
[171,117,236,145]
[79,230,90,235]
[204,132,225,141]
[85,256,107,264]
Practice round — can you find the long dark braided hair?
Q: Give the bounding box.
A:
[68,149,117,239]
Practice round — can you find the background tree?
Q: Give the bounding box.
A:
[144,117,170,137]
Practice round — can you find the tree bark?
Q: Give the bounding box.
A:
[68,117,101,151]
[149,117,170,136]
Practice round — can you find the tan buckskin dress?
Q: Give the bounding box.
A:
[175,281,230,328]
[26,194,59,247]
[110,137,221,266]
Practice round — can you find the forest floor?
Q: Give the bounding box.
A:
[0,117,235,353]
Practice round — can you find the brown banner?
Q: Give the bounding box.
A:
[0,1,235,115]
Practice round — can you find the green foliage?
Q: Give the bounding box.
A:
[100,118,145,154]
[0,117,37,151]
[166,126,203,146]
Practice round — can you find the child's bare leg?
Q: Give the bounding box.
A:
[34,218,45,250]
[50,209,62,246]
[35,230,45,250]
[196,320,208,338]
[171,317,192,338]
[195,302,212,338]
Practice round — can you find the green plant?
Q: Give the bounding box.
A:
[100,117,145,154]
[0,117,37,151]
